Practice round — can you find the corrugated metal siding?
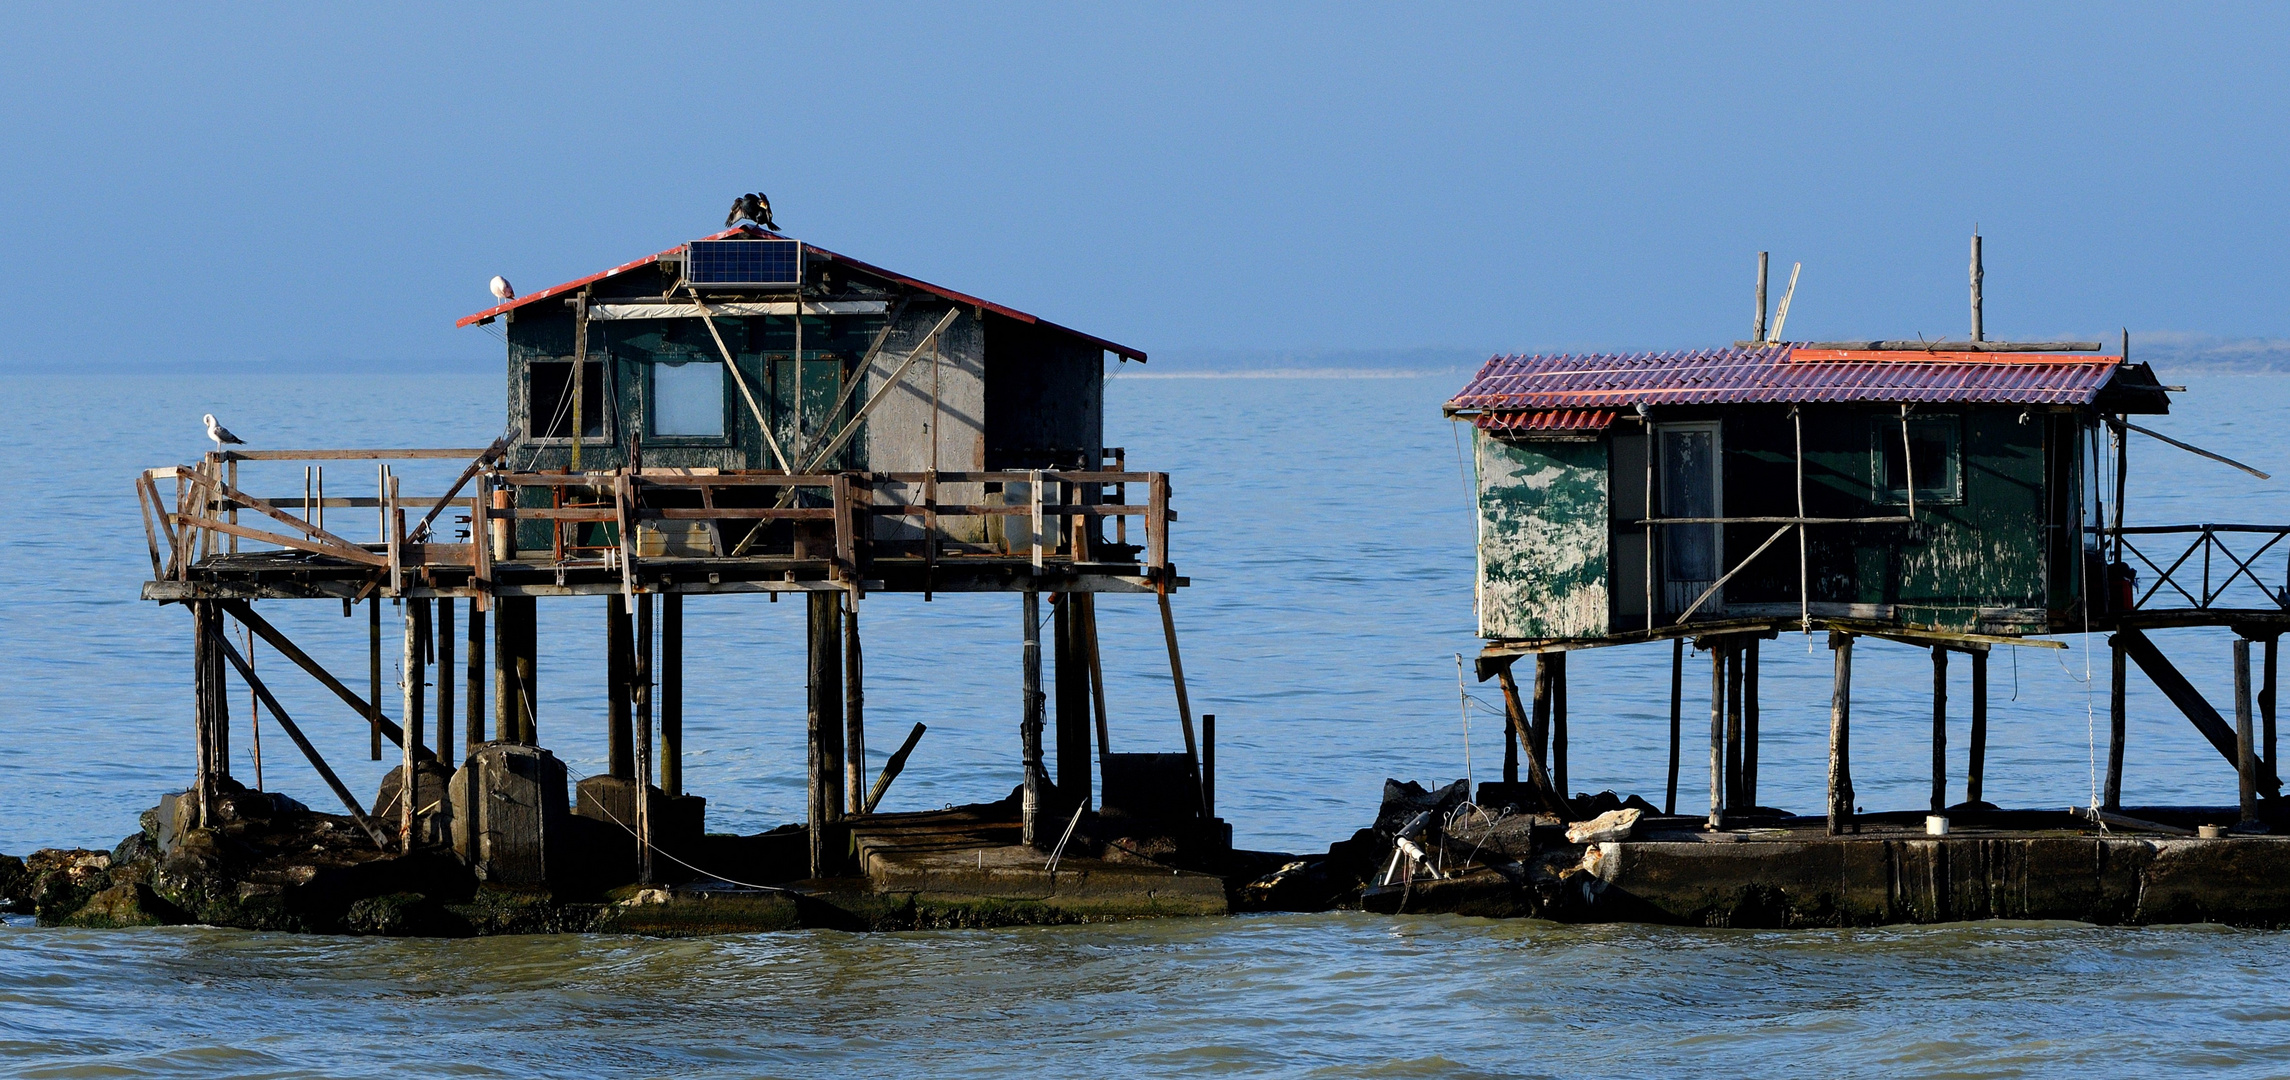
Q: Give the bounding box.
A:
[1475,408,1618,434]
[1447,345,2120,412]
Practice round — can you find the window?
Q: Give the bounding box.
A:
[1874,415,1963,504]
[649,359,726,438]
[527,361,605,440]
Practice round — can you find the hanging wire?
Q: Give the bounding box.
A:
[1455,654,1474,789]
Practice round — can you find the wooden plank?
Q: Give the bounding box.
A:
[404,437,508,544]
[224,449,492,461]
[167,516,390,568]
[1496,666,1571,820]
[136,476,165,578]
[184,467,375,555]
[221,600,433,763]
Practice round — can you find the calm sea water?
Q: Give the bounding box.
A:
[5,369,2290,1077]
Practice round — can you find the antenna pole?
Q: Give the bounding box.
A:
[1970,232,1984,343]
[1755,252,1770,343]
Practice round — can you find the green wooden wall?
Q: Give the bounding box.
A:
[1474,431,1610,639]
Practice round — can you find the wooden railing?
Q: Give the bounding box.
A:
[2106,524,2290,613]
[142,447,1175,593]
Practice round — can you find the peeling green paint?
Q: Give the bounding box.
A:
[1475,431,1609,639]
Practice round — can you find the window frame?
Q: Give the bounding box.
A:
[1871,413,1966,506]
[523,358,611,444]
[644,356,734,445]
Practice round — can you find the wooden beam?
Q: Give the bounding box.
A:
[221,600,432,762]
[1157,589,1206,818]
[1021,589,1047,847]
[862,722,927,814]
[1968,648,1989,805]
[216,634,390,848]
[1828,632,1855,835]
[2238,638,2259,828]
[2118,627,2283,796]
[843,591,867,816]
[806,589,845,875]
[2107,634,2128,810]
[222,449,493,461]
[1496,667,1571,821]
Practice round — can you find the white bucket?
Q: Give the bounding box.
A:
[1925,815,1950,836]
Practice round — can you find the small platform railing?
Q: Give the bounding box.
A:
[140,445,1175,595]
[2107,524,2290,613]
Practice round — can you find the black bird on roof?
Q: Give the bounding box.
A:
[726,193,777,232]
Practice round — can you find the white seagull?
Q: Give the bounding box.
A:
[204,413,246,451]
[489,275,515,302]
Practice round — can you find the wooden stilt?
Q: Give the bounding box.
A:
[2106,633,2127,811]
[465,599,484,758]
[1931,645,1948,816]
[1968,648,1989,806]
[1079,594,1111,774]
[2237,637,2258,828]
[844,591,866,816]
[436,596,455,766]
[401,599,427,850]
[1552,651,1568,798]
[1666,638,1683,816]
[192,601,218,826]
[1708,640,1724,830]
[1053,593,1091,811]
[2264,635,2279,775]
[1725,642,1743,811]
[662,593,683,799]
[806,589,844,876]
[1496,665,1570,821]
[607,595,633,780]
[1504,689,1520,786]
[1530,654,1552,769]
[1156,589,1206,816]
[220,600,427,759]
[368,597,382,760]
[1021,589,1047,846]
[1743,637,1759,811]
[1828,631,1854,835]
[634,592,654,883]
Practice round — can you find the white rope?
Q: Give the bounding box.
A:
[590,797,791,893]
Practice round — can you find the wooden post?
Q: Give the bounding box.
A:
[844,590,866,816]
[1755,250,1770,342]
[1743,637,1759,810]
[1530,654,1552,770]
[2237,637,2258,828]
[368,597,382,760]
[806,589,844,876]
[1156,589,1206,816]
[2264,635,2279,775]
[401,598,427,850]
[495,596,537,745]
[465,599,484,757]
[436,595,455,766]
[216,633,390,848]
[1666,638,1683,816]
[607,595,634,780]
[634,591,654,883]
[1708,639,1724,830]
[1203,712,1216,818]
[1931,646,1948,816]
[662,593,683,798]
[1504,688,1520,786]
[192,601,218,826]
[1968,648,1989,806]
[1021,589,1047,846]
[1079,593,1112,776]
[2107,633,2127,810]
[1497,665,1569,821]
[1828,631,1854,835]
[1552,651,1568,798]
[1053,593,1091,811]
[1724,642,1743,811]
[1970,232,1984,342]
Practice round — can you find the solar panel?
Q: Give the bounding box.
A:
[685,239,803,289]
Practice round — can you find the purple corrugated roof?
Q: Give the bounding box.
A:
[1445,345,2123,413]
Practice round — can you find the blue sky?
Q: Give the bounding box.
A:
[4,3,2286,369]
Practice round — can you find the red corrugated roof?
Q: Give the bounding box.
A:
[455,226,1145,361]
[1445,345,2121,413]
[1474,408,1618,434]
